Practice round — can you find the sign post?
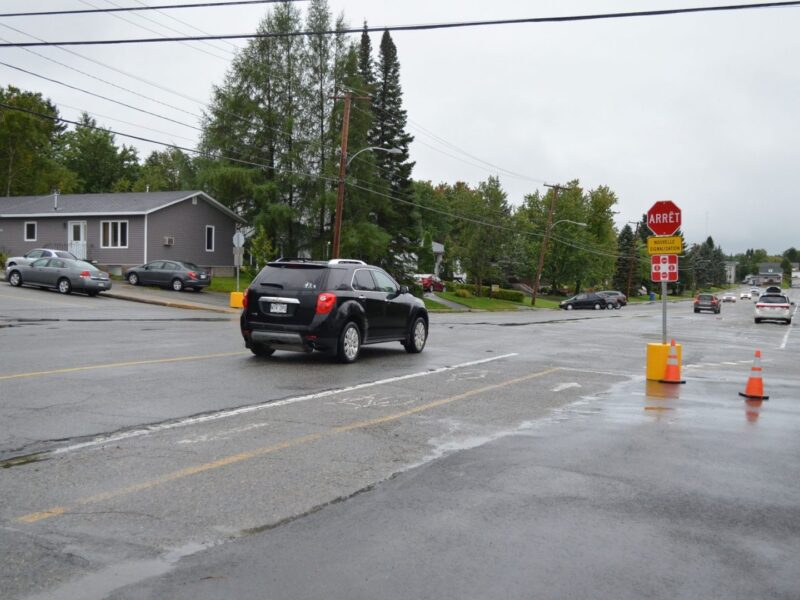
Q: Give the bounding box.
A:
[232,231,245,292]
[647,201,682,346]
[229,231,246,309]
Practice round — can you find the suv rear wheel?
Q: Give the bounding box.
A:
[404,317,427,353]
[337,322,361,363]
[250,343,275,357]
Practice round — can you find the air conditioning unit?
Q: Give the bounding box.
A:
[163,236,175,246]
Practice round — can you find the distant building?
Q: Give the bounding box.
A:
[724,261,737,284]
[753,263,783,286]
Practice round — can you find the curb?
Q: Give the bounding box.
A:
[103,291,239,315]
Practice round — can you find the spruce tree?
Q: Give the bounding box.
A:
[372,30,417,274]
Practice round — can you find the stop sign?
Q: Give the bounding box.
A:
[647,200,681,236]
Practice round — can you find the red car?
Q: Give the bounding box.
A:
[416,274,445,293]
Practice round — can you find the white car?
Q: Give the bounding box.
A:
[739,291,751,300]
[754,294,794,324]
[5,248,77,270]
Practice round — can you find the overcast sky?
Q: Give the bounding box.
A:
[1,0,798,255]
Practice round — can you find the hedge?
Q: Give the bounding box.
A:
[447,282,525,303]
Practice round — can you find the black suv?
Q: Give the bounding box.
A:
[240,259,429,363]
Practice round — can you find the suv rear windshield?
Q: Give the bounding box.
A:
[257,265,329,291]
[759,295,788,304]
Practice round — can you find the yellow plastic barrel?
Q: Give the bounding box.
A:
[229,291,244,308]
[646,342,681,381]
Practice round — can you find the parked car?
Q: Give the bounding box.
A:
[559,292,608,310]
[414,273,445,293]
[739,291,751,300]
[6,257,112,296]
[4,248,77,270]
[721,292,737,303]
[693,293,720,314]
[126,260,211,291]
[754,293,794,324]
[241,259,429,363]
[596,290,627,308]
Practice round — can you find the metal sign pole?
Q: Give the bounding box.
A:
[661,280,668,345]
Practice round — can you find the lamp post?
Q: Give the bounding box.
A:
[531,217,586,306]
[331,146,402,259]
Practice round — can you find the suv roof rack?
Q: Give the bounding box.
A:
[327,259,367,265]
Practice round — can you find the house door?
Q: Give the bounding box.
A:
[68,221,87,259]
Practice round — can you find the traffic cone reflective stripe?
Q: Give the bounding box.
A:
[739,349,769,400]
[660,339,685,384]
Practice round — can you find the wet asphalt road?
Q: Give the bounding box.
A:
[1,285,798,599]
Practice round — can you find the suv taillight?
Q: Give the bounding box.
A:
[242,289,249,309]
[316,292,336,314]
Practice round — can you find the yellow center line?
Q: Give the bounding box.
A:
[15,367,561,524]
[0,351,249,381]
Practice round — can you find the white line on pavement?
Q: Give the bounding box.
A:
[50,353,520,456]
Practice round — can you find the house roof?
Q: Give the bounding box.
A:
[0,191,246,223]
[757,263,782,274]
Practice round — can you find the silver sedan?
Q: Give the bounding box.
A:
[6,257,112,296]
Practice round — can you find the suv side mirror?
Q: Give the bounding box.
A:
[399,285,409,295]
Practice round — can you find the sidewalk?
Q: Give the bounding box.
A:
[103,282,241,314]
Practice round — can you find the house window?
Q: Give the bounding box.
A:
[205,225,215,252]
[24,221,37,242]
[101,221,128,248]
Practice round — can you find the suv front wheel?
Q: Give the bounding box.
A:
[404,317,427,353]
[337,321,361,363]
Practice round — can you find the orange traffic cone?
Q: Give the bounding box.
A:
[660,339,685,384]
[739,350,769,400]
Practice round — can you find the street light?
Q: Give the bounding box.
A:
[332,146,402,259]
[531,218,586,306]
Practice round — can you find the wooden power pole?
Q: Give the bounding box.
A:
[331,91,369,259]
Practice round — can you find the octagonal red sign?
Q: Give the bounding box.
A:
[647,200,681,236]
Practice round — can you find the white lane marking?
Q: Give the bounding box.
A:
[551,382,581,392]
[780,305,797,350]
[50,353,519,456]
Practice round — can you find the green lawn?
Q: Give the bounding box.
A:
[436,291,529,311]
[208,273,254,293]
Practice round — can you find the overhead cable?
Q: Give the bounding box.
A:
[0,0,302,18]
[2,2,799,46]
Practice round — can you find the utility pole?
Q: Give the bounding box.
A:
[331,91,369,259]
[531,184,562,306]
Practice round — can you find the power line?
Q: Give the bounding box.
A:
[0,0,303,18]
[0,61,202,132]
[2,2,798,47]
[0,35,205,121]
[77,0,231,62]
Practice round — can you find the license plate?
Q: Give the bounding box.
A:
[200,274,207,279]
[98,283,105,288]
[270,303,287,314]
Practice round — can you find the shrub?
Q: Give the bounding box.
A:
[491,288,525,302]
[455,288,472,298]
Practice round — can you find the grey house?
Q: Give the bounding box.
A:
[0,191,246,275]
